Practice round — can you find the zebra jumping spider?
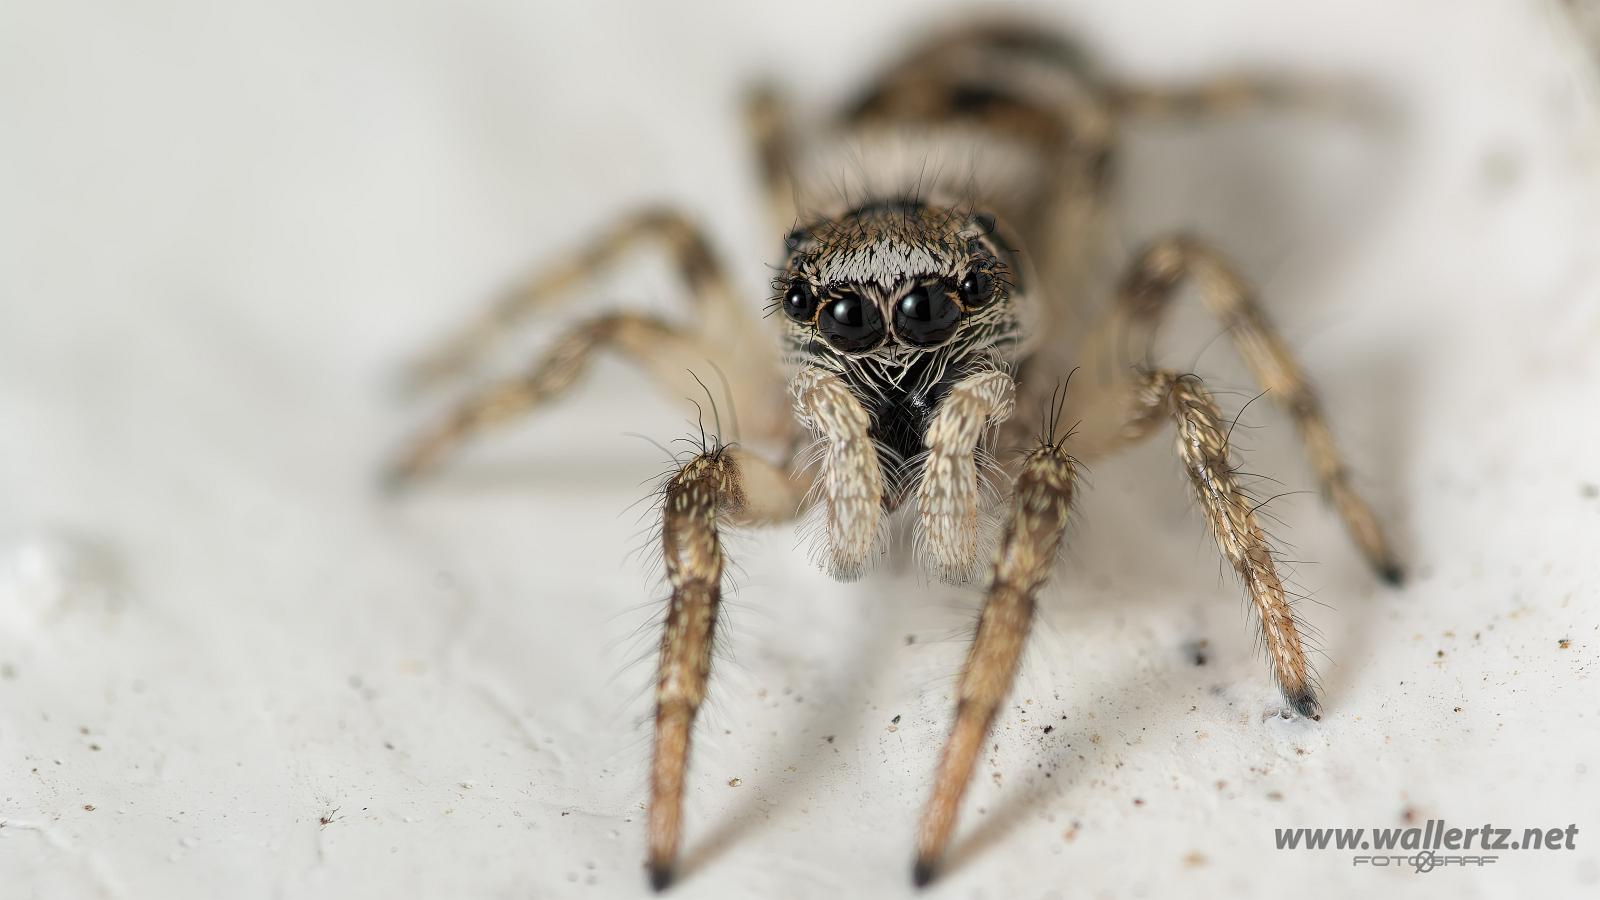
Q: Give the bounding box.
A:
[386,19,1402,890]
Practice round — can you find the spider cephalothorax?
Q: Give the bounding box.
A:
[389,19,1403,891]
[774,200,1033,513]
[777,202,1026,356]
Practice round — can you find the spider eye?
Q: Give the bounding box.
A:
[817,292,885,352]
[782,280,818,322]
[894,281,961,347]
[959,268,995,307]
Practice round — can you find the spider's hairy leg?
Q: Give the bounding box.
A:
[1115,235,1403,584]
[790,368,884,580]
[915,368,1016,582]
[913,436,1078,886]
[744,84,797,237]
[1107,76,1380,121]
[404,206,753,393]
[1126,369,1320,718]
[384,312,753,488]
[647,445,802,891]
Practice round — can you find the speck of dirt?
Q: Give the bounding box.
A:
[1215,780,1227,791]
[824,735,835,744]
[1401,806,1419,824]
[1453,706,1463,713]
[1133,798,1145,807]
[88,744,101,752]
[1183,639,1210,667]
[1559,639,1572,650]
[83,804,96,812]
[905,634,916,645]
[891,714,902,725]
[1294,747,1307,756]
[1435,650,1445,658]
[1184,851,1208,867]
[1266,791,1284,802]
[727,778,741,787]
[560,811,570,817]
[1043,725,1054,734]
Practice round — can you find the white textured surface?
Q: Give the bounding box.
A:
[3,2,1600,898]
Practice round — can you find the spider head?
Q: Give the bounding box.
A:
[773,200,1025,363]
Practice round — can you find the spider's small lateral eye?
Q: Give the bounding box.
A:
[818,292,885,352]
[959,268,996,307]
[782,280,818,322]
[894,281,961,348]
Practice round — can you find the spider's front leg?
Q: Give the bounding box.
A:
[1126,369,1319,717]
[647,445,801,890]
[791,368,885,579]
[915,368,1016,582]
[913,434,1078,885]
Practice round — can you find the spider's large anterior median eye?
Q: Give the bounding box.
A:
[782,279,818,322]
[959,267,995,308]
[894,281,961,347]
[818,292,885,352]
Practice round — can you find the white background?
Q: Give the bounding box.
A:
[2,1,1599,898]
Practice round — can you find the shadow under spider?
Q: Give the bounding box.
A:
[676,563,935,881]
[936,658,1180,882]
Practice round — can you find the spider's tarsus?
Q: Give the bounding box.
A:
[912,859,938,889]
[648,861,675,892]
[1287,689,1323,721]
[1377,563,1406,588]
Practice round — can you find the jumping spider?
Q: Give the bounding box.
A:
[386,21,1401,890]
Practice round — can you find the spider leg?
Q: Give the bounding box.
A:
[744,84,799,236]
[1111,234,1403,583]
[404,206,757,393]
[915,368,1016,582]
[790,368,885,580]
[384,312,771,488]
[646,445,804,891]
[1124,369,1320,718]
[1108,76,1379,121]
[913,436,1078,886]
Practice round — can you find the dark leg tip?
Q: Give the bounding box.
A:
[1378,563,1405,588]
[912,859,937,889]
[648,862,675,892]
[1287,689,1322,721]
